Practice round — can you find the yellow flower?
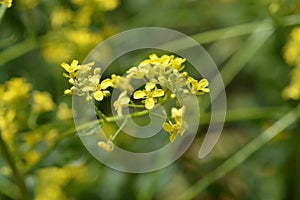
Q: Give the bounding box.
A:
[32,91,55,113]
[3,0,12,8]
[61,60,81,78]
[56,103,73,121]
[188,77,210,95]
[163,106,186,142]
[133,82,164,109]
[97,140,114,152]
[113,91,130,116]
[93,78,113,101]
[51,6,72,28]
[163,122,185,142]
[3,78,32,103]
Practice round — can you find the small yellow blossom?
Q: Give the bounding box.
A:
[51,7,72,28]
[113,91,130,116]
[133,82,164,109]
[93,78,113,101]
[2,78,32,103]
[45,129,59,145]
[61,60,81,79]
[24,150,41,166]
[32,91,55,113]
[56,103,73,120]
[22,131,42,147]
[163,106,186,142]
[97,140,114,152]
[188,77,210,95]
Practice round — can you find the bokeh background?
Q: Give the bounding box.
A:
[1,0,300,199]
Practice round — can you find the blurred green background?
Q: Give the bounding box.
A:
[1,0,300,199]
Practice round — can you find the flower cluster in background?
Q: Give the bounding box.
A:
[283,27,300,100]
[0,77,73,185]
[61,54,210,146]
[42,0,119,64]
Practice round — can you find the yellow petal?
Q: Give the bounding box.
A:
[93,91,104,101]
[100,78,113,89]
[61,62,70,72]
[149,54,158,60]
[70,60,79,69]
[64,89,72,95]
[133,90,146,99]
[163,122,173,133]
[152,89,164,97]
[145,98,155,109]
[169,133,177,142]
[120,97,130,105]
[198,79,209,88]
[145,82,155,91]
[102,90,111,97]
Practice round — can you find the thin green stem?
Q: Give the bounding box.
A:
[0,133,28,200]
[110,117,128,141]
[88,100,107,122]
[179,107,299,200]
[128,104,145,108]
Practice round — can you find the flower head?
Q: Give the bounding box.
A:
[97,140,114,152]
[133,82,164,109]
[188,77,210,95]
[61,60,81,79]
[113,91,130,116]
[93,78,112,101]
[163,106,186,142]
[32,91,55,113]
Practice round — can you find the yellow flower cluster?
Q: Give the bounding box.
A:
[62,54,210,144]
[0,78,72,173]
[283,27,300,100]
[35,165,88,200]
[43,0,119,63]
[62,60,114,101]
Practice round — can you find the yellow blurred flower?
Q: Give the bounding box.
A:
[22,130,42,147]
[283,27,300,100]
[56,103,73,121]
[45,129,59,145]
[2,78,32,103]
[51,7,72,28]
[24,150,41,166]
[35,165,87,200]
[133,82,164,109]
[32,91,55,113]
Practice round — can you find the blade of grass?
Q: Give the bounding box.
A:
[179,106,299,200]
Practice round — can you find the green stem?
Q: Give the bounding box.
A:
[110,117,128,141]
[179,107,299,200]
[0,133,28,200]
